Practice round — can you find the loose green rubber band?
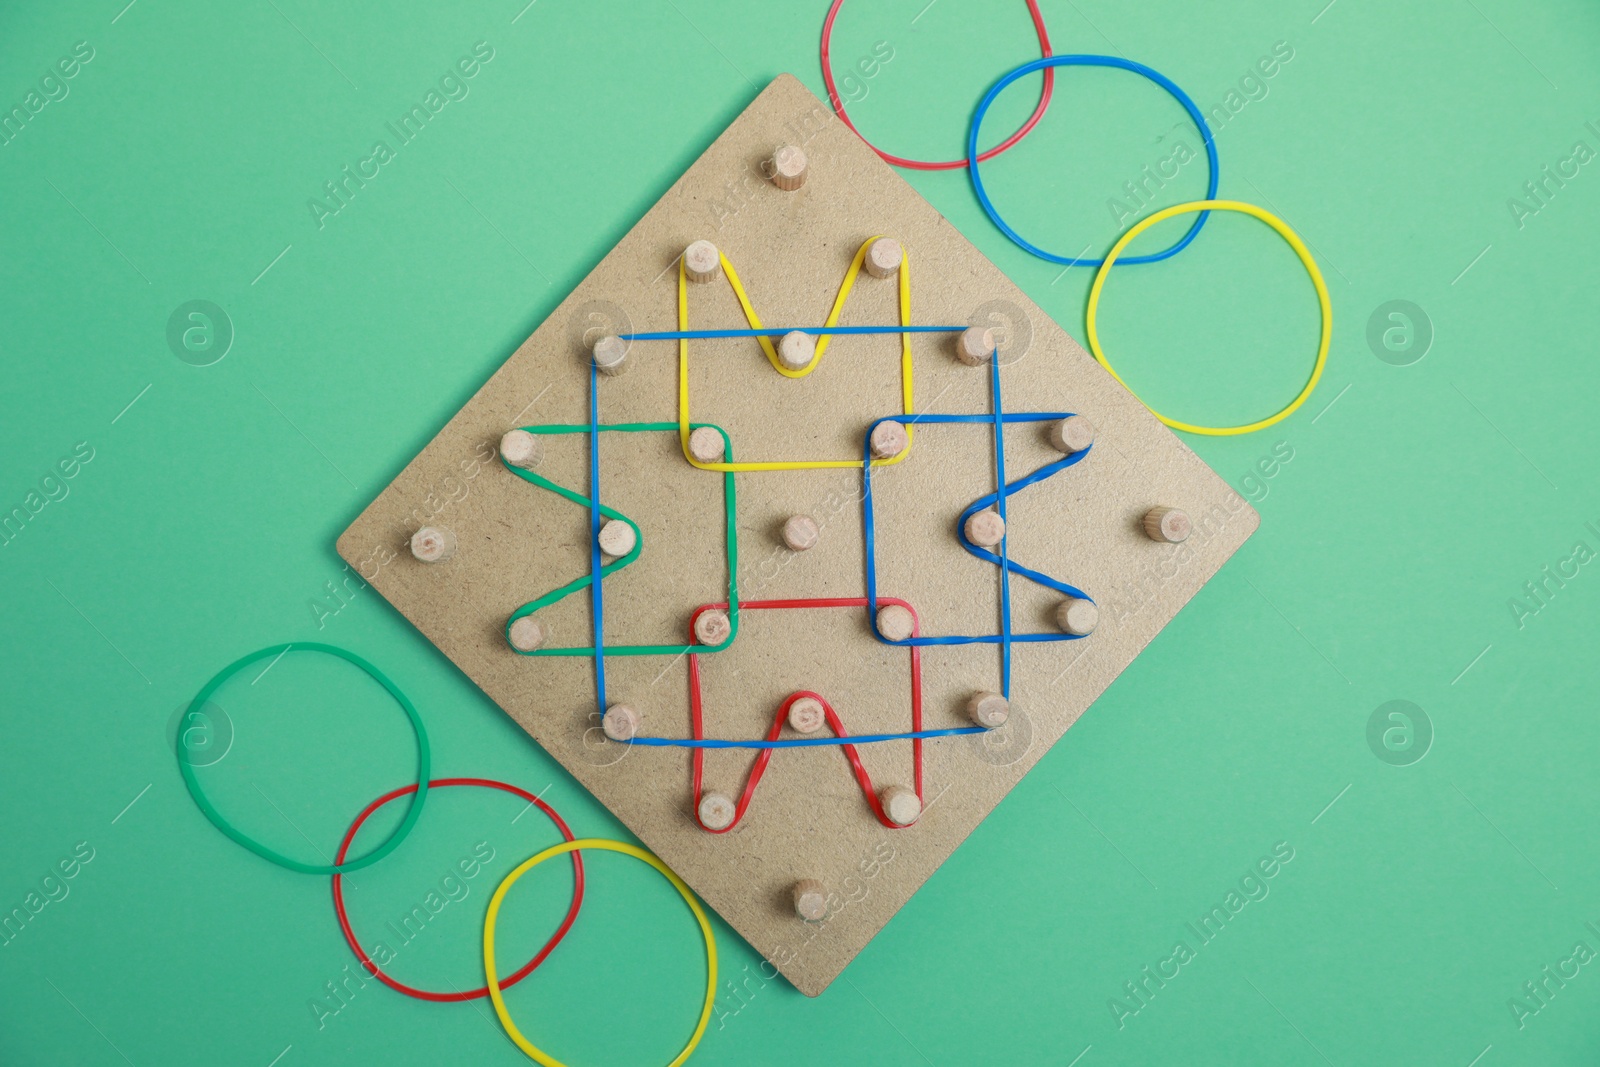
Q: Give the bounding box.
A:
[177,643,431,875]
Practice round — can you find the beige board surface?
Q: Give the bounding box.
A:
[337,74,1258,997]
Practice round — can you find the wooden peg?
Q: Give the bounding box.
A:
[782,514,820,551]
[694,608,731,646]
[876,604,915,642]
[956,326,995,366]
[769,145,808,190]
[967,691,1010,729]
[410,526,456,563]
[1056,597,1099,636]
[1143,506,1192,544]
[1049,415,1095,454]
[777,330,815,371]
[881,785,922,827]
[500,429,542,471]
[597,519,636,558]
[787,696,826,734]
[591,334,628,376]
[508,617,546,652]
[869,421,908,459]
[602,703,640,742]
[964,509,1005,548]
[792,879,828,921]
[864,237,902,279]
[698,791,736,830]
[687,426,725,463]
[684,240,721,283]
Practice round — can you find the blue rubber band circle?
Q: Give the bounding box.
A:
[967,54,1220,267]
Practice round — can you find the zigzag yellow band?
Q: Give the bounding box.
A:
[677,235,916,472]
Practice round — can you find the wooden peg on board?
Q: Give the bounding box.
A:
[1056,597,1099,636]
[1143,506,1192,544]
[966,691,1010,729]
[864,237,902,279]
[881,785,921,826]
[591,334,628,376]
[1049,415,1095,454]
[956,326,995,366]
[869,421,908,459]
[698,791,736,831]
[876,604,915,642]
[500,429,542,471]
[769,144,808,190]
[792,879,828,921]
[787,696,826,734]
[782,514,820,551]
[597,519,636,558]
[602,703,640,742]
[778,330,815,371]
[964,509,1005,548]
[694,608,732,646]
[684,239,721,283]
[410,526,456,563]
[508,617,546,652]
[687,426,726,463]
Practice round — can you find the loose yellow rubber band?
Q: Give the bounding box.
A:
[483,839,717,1067]
[1085,199,1332,436]
[678,235,916,471]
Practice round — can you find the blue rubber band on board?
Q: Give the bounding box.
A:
[629,726,986,750]
[990,352,1014,697]
[860,352,1095,708]
[589,362,608,714]
[967,54,1220,267]
[621,325,965,341]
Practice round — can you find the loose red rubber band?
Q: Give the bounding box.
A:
[820,0,1054,170]
[331,777,585,1004]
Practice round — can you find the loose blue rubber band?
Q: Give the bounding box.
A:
[967,54,1220,267]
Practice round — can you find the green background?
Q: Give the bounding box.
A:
[2,0,1596,1063]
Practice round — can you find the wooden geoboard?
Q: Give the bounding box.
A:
[338,74,1257,996]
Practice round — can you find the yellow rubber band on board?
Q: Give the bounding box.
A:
[483,839,717,1067]
[678,235,916,471]
[1084,199,1332,437]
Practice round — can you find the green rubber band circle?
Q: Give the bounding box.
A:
[177,643,431,875]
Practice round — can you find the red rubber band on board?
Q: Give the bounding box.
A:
[820,0,1054,170]
[687,598,924,832]
[331,777,585,1003]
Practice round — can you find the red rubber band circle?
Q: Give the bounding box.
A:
[331,777,585,1003]
[820,0,1054,170]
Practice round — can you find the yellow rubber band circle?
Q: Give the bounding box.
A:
[1085,199,1332,436]
[483,839,717,1067]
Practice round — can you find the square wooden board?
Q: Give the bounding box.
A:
[338,74,1257,996]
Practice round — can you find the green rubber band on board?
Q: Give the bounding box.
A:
[177,643,431,875]
[502,422,740,657]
